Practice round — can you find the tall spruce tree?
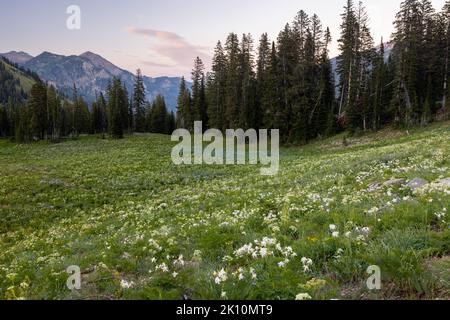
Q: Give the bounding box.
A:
[391,0,422,126]
[191,57,208,129]
[133,69,146,132]
[314,27,335,137]
[239,33,257,129]
[107,78,128,139]
[256,34,272,129]
[176,76,192,130]
[29,81,47,140]
[337,0,358,122]
[207,41,227,130]
[224,33,241,128]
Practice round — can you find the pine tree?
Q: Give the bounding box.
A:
[107,78,127,139]
[239,33,257,129]
[207,41,227,130]
[176,77,192,130]
[264,42,282,130]
[166,111,176,134]
[224,33,241,128]
[148,95,169,134]
[441,1,450,117]
[370,40,386,130]
[133,69,146,132]
[29,81,47,140]
[355,2,375,131]
[391,0,422,127]
[290,27,315,142]
[191,57,208,128]
[256,33,272,129]
[314,27,336,137]
[311,14,324,63]
[91,93,107,135]
[337,0,374,131]
[418,0,436,125]
[47,85,61,140]
[15,104,31,143]
[277,24,297,138]
[122,85,131,132]
[293,10,310,63]
[0,103,8,137]
[337,0,357,122]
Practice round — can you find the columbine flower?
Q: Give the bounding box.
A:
[156,263,169,273]
[174,255,185,267]
[172,272,178,278]
[329,224,337,232]
[332,231,340,238]
[295,293,312,300]
[120,279,134,289]
[301,257,313,273]
[250,268,257,280]
[260,247,268,258]
[214,269,228,285]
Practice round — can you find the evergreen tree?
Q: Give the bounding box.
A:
[0,104,9,137]
[92,93,108,135]
[47,85,61,140]
[176,77,192,130]
[264,42,283,130]
[166,111,176,134]
[15,104,31,143]
[276,24,297,139]
[29,81,47,140]
[107,78,128,139]
[337,0,374,131]
[440,1,450,117]
[238,33,257,129]
[337,0,358,122]
[148,95,169,134]
[370,40,385,130]
[191,57,208,128]
[133,69,146,132]
[314,27,336,137]
[207,41,227,130]
[256,34,273,129]
[293,10,310,63]
[391,0,422,126]
[224,33,241,128]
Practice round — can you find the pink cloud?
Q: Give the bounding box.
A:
[127,27,211,77]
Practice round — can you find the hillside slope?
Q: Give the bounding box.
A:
[0,58,36,104]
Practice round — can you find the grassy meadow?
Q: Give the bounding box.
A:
[0,122,449,300]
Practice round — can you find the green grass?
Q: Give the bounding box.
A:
[0,122,449,300]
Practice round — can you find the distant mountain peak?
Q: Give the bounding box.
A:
[79,51,126,77]
[0,51,34,65]
[19,50,184,111]
[80,51,101,58]
[40,51,63,57]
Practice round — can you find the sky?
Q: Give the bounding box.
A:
[0,0,446,78]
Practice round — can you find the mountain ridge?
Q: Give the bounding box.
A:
[0,50,185,112]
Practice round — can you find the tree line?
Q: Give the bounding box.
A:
[177,0,450,143]
[0,68,175,142]
[2,0,450,143]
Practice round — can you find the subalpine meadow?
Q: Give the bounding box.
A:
[1,122,449,300]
